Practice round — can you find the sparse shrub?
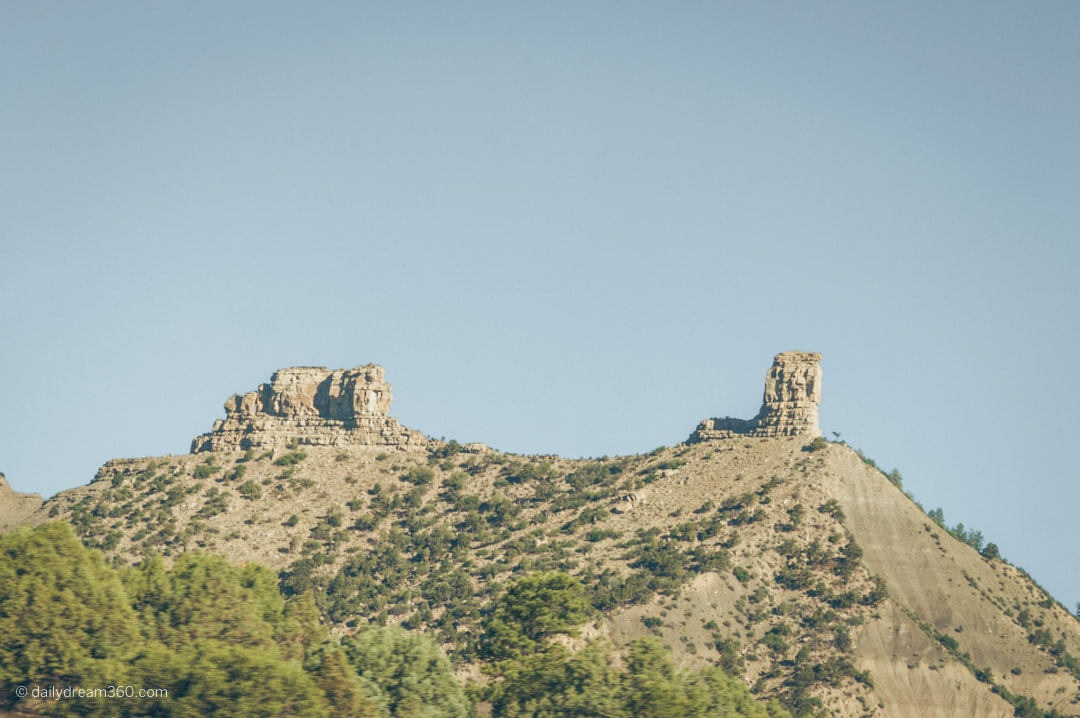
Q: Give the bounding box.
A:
[284,514,299,527]
[818,499,845,521]
[775,566,813,591]
[761,623,791,653]
[804,436,828,452]
[585,528,620,542]
[429,440,462,460]
[193,463,220,479]
[861,575,888,605]
[404,465,435,486]
[274,451,307,467]
[195,492,229,519]
[237,480,262,500]
[442,471,468,498]
[352,515,378,532]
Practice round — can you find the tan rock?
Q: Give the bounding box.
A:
[191,364,428,453]
[689,351,823,441]
[0,473,43,532]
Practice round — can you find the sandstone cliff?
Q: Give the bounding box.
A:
[690,351,822,441]
[191,364,428,452]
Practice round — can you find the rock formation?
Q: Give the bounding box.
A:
[689,351,822,441]
[0,473,43,532]
[191,364,428,453]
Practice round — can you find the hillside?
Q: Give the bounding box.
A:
[0,473,41,533]
[5,353,1079,717]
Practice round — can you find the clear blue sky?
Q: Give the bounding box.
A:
[2,3,1077,609]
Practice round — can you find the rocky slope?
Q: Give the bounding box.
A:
[0,473,41,532]
[5,354,1078,717]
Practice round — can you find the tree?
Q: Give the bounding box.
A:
[481,572,594,661]
[342,625,467,718]
[621,637,684,718]
[487,642,623,718]
[163,641,331,718]
[309,645,386,718]
[0,523,141,691]
[146,552,285,648]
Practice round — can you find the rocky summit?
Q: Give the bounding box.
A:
[190,364,428,453]
[690,351,823,441]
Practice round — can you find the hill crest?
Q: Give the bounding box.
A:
[4,352,1080,716]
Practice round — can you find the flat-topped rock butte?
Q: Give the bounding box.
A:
[190,364,428,453]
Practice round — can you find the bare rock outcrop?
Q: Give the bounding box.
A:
[0,473,43,532]
[689,351,822,441]
[191,365,428,453]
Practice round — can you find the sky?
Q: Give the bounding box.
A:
[2,3,1077,609]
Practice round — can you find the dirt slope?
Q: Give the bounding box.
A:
[828,446,1080,716]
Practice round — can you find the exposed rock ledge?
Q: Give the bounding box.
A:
[0,473,43,532]
[688,351,822,441]
[191,365,428,453]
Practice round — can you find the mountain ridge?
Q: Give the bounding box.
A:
[3,354,1078,716]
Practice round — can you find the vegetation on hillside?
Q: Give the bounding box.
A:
[0,522,788,717]
[23,436,1080,717]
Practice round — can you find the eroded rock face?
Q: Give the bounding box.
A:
[0,473,43,532]
[191,365,428,452]
[689,351,822,441]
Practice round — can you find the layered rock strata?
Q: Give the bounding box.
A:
[689,351,822,441]
[191,365,428,452]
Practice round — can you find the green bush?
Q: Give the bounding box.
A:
[404,465,435,486]
[818,499,845,521]
[193,463,220,479]
[274,451,308,467]
[237,480,262,500]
